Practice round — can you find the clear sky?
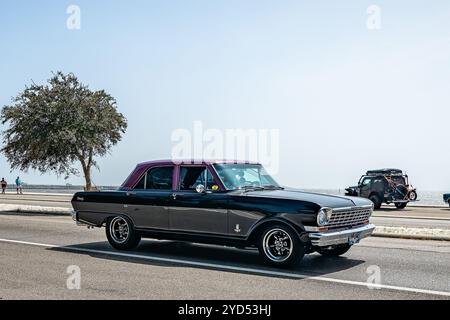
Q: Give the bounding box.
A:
[1,0,450,190]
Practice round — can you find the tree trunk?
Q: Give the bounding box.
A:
[84,167,92,191]
[80,158,93,191]
[79,149,94,191]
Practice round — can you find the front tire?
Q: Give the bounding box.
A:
[369,194,382,210]
[257,224,304,268]
[106,216,141,250]
[317,244,352,257]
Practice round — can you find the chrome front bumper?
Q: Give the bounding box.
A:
[308,224,376,247]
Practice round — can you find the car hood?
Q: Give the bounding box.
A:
[238,188,372,209]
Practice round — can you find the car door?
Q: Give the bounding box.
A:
[124,166,175,230]
[359,177,373,198]
[168,165,228,235]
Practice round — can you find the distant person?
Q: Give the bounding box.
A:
[15,176,23,194]
[1,178,7,194]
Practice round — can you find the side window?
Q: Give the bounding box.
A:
[134,166,174,190]
[180,167,219,191]
[134,174,146,189]
[361,178,372,187]
[391,176,405,185]
[372,178,387,189]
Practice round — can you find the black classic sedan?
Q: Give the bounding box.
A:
[71,160,375,267]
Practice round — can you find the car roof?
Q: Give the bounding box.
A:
[136,159,261,167]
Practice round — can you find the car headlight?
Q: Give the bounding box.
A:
[317,208,333,226]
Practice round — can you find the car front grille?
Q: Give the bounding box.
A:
[328,207,372,229]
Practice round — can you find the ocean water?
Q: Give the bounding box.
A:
[4,185,448,206]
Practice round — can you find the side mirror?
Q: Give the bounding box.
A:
[196,184,206,194]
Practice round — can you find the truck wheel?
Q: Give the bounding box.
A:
[369,194,382,209]
[395,203,407,209]
[106,216,141,250]
[317,244,352,257]
[257,224,304,268]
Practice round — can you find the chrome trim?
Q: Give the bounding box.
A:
[333,204,373,212]
[325,205,373,229]
[304,226,321,232]
[308,224,375,247]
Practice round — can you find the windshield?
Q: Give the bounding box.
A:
[213,163,281,190]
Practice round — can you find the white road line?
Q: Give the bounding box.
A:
[0,215,72,224]
[0,238,449,298]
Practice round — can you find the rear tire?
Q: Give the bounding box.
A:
[369,194,382,210]
[317,244,352,257]
[257,224,304,268]
[106,216,141,251]
[408,190,417,201]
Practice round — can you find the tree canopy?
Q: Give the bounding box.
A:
[1,72,127,190]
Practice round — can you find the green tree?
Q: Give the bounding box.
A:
[1,72,127,190]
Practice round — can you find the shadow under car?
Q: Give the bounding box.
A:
[47,239,365,279]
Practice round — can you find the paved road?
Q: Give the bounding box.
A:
[0,213,449,299]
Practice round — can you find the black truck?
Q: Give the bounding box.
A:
[345,169,417,210]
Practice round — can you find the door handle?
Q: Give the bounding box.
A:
[126,191,137,196]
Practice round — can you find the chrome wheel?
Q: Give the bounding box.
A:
[109,217,130,244]
[263,229,293,262]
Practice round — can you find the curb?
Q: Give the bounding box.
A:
[373,226,450,242]
[0,204,71,216]
[372,232,450,241]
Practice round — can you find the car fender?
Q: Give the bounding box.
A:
[246,216,308,244]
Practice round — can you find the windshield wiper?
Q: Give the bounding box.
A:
[262,185,285,190]
[240,185,266,192]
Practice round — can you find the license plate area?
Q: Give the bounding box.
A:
[348,232,361,245]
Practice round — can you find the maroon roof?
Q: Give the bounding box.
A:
[121,159,261,189]
[136,159,261,168]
